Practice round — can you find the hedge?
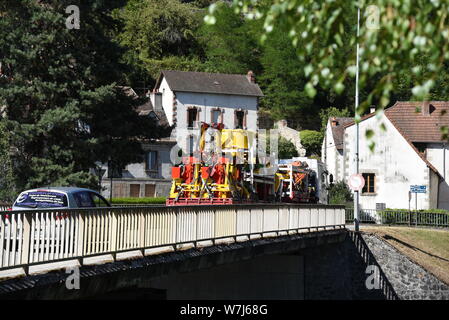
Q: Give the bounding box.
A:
[111,197,166,205]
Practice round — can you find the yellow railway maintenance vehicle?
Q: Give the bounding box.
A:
[166,122,318,206]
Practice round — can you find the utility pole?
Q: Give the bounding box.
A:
[354,6,361,232]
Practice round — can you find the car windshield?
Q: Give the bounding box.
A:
[14,191,68,209]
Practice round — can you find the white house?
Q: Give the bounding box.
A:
[343,101,449,210]
[321,117,353,183]
[100,71,264,199]
[153,70,263,153]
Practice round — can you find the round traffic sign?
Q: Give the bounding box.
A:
[348,174,365,191]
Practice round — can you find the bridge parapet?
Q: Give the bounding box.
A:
[0,204,345,279]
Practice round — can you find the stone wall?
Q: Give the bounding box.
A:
[361,232,449,299]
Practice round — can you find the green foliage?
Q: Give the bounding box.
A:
[111,197,166,204]
[206,0,449,139]
[196,2,261,74]
[265,134,298,159]
[300,130,323,156]
[0,119,15,202]
[328,181,353,205]
[379,209,449,225]
[114,0,204,84]
[0,1,165,191]
[278,136,298,159]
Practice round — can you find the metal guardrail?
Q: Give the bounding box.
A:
[345,208,449,228]
[345,209,378,223]
[0,204,345,278]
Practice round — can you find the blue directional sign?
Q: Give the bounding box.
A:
[410,185,426,193]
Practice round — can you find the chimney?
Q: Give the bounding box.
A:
[422,101,430,116]
[246,70,255,83]
[331,117,338,127]
[370,105,376,114]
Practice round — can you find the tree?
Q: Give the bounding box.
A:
[0,0,165,191]
[278,136,299,159]
[206,0,449,141]
[328,181,353,205]
[258,26,315,129]
[196,1,262,74]
[300,130,323,156]
[114,0,204,87]
[265,135,298,159]
[0,119,15,202]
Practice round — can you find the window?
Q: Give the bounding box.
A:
[146,151,158,171]
[14,191,68,209]
[211,109,221,123]
[145,184,155,197]
[74,192,94,208]
[130,184,141,198]
[235,110,245,129]
[187,108,198,128]
[188,135,195,155]
[362,173,375,194]
[90,192,110,207]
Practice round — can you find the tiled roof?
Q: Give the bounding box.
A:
[136,99,169,128]
[385,101,449,143]
[344,101,448,177]
[330,117,353,150]
[155,70,264,97]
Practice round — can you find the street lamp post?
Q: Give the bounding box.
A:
[354,6,361,232]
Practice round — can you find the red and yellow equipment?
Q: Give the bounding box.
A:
[166,123,317,206]
[166,123,254,205]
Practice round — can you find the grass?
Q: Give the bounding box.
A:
[362,226,449,285]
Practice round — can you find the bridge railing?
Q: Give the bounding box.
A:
[0,204,345,278]
[345,208,449,227]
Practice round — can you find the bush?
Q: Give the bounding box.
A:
[379,208,449,225]
[266,135,299,159]
[300,130,323,156]
[111,197,166,205]
[278,136,299,159]
[328,181,353,205]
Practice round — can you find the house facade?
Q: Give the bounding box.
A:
[342,101,448,210]
[321,117,353,183]
[100,70,264,199]
[153,70,263,154]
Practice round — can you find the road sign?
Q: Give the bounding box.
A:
[410,185,426,193]
[348,174,365,191]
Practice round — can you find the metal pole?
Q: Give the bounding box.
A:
[109,159,113,204]
[415,192,417,211]
[354,6,361,232]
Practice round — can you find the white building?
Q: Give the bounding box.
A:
[321,117,353,183]
[342,101,449,210]
[100,71,264,199]
[153,70,263,152]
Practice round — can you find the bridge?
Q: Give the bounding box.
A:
[0,204,377,299]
